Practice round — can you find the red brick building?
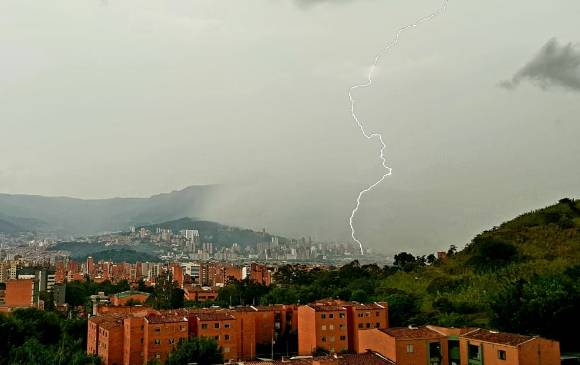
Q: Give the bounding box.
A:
[87,313,129,365]
[459,328,560,365]
[190,312,239,361]
[345,302,388,353]
[357,325,560,365]
[183,285,218,302]
[4,279,36,308]
[298,303,350,355]
[143,313,189,364]
[298,301,389,356]
[250,263,272,286]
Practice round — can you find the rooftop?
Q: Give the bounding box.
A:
[195,312,235,321]
[241,352,394,365]
[460,329,535,346]
[381,326,445,340]
[145,313,188,324]
[113,290,151,299]
[309,304,346,312]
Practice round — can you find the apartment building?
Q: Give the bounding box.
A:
[123,315,146,365]
[345,302,389,353]
[357,325,559,365]
[190,312,239,361]
[298,303,350,355]
[143,313,189,364]
[3,278,37,308]
[183,285,218,302]
[298,301,389,356]
[459,328,560,365]
[98,317,126,365]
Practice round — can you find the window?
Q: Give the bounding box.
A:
[375,312,380,316]
[201,324,208,329]
[329,336,335,342]
[329,324,334,330]
[224,347,230,353]
[375,323,380,328]
[214,336,219,341]
[322,325,327,331]
[339,313,345,319]
[339,324,344,330]
[154,339,161,345]
[366,323,371,328]
[214,323,220,329]
[169,338,175,344]
[406,344,414,353]
[329,314,334,319]
[154,327,160,332]
[358,324,363,329]
[340,336,346,341]
[321,336,326,343]
[321,314,326,319]
[498,350,507,360]
[358,313,364,318]
[156,354,161,359]
[225,335,230,341]
[468,344,481,360]
[224,323,231,328]
[140,338,144,344]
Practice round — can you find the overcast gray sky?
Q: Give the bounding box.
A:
[1,0,579,254]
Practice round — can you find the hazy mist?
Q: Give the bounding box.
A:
[1,0,580,255]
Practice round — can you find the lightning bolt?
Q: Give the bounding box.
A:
[348,0,449,255]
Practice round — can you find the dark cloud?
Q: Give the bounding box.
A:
[500,38,580,92]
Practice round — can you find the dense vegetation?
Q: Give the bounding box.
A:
[161,337,223,365]
[50,242,160,262]
[78,248,159,263]
[216,199,580,352]
[0,309,100,365]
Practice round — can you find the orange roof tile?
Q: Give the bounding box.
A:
[460,329,535,346]
[381,326,444,340]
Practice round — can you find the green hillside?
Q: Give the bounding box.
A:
[77,248,159,263]
[378,198,580,350]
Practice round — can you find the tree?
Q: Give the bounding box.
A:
[426,254,437,265]
[0,309,100,365]
[216,279,270,306]
[490,275,580,351]
[466,238,518,271]
[394,252,415,268]
[39,291,55,312]
[351,289,368,303]
[152,272,184,310]
[447,245,457,257]
[165,337,223,365]
[383,291,420,327]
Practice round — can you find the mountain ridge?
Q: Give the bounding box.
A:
[0,185,221,236]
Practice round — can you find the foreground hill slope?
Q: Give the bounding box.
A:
[378,198,580,350]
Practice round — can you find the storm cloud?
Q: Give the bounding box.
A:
[501,38,580,92]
